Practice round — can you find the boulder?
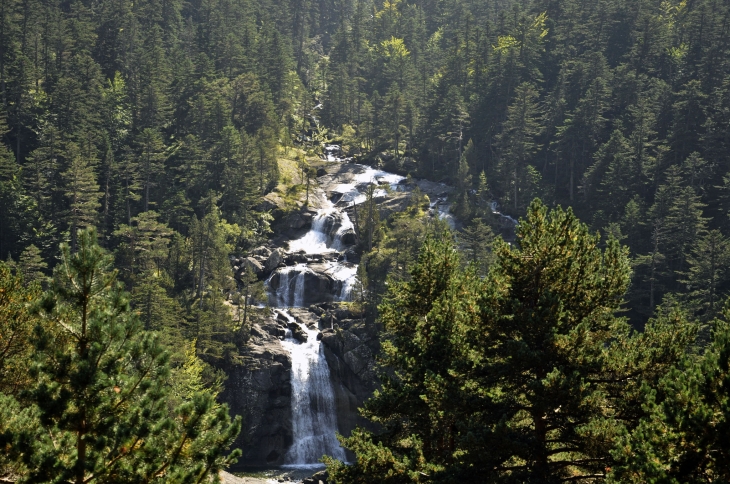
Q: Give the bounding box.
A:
[251,246,272,258]
[240,257,264,277]
[317,167,327,177]
[338,229,357,246]
[287,322,308,343]
[287,213,308,230]
[265,248,286,273]
[286,252,308,264]
[340,247,360,264]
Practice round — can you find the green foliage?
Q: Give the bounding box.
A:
[331,201,696,483]
[0,262,43,396]
[0,229,241,483]
[610,306,730,483]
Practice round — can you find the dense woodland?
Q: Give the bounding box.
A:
[1,0,730,481]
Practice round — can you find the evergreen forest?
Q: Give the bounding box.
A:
[1,0,730,481]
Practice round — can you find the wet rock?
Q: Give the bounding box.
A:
[268,269,336,306]
[338,228,357,246]
[287,212,309,230]
[334,306,355,320]
[303,469,329,484]
[287,322,308,343]
[320,319,380,440]
[289,308,320,328]
[342,247,361,263]
[286,251,308,264]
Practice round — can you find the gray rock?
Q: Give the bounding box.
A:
[287,322,308,343]
[287,251,308,264]
[265,248,286,273]
[251,246,272,258]
[338,228,357,246]
[219,316,293,467]
[320,319,380,440]
[287,213,308,229]
[267,268,336,306]
[241,257,264,276]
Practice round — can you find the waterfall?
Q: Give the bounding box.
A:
[280,312,346,466]
[288,208,338,254]
[263,146,405,467]
[326,262,357,302]
[271,264,310,307]
[293,270,307,307]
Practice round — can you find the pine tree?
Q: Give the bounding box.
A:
[17,244,47,283]
[136,128,166,213]
[458,219,494,275]
[680,230,730,321]
[62,142,101,252]
[330,202,691,483]
[496,82,542,211]
[326,234,482,483]
[609,307,730,483]
[0,261,41,396]
[0,229,241,483]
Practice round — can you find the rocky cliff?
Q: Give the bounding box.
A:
[222,304,379,466]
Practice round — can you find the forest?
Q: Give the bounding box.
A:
[1,0,730,481]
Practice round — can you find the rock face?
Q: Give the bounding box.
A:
[241,257,263,276]
[220,316,293,466]
[317,307,380,439]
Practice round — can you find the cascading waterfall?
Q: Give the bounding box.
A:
[271,264,310,307]
[280,312,346,466]
[265,148,405,467]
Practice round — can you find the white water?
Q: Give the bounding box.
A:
[272,264,311,307]
[325,261,358,301]
[287,200,356,254]
[279,312,347,466]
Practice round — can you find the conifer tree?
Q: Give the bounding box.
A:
[0,261,41,396]
[458,219,494,275]
[496,82,542,210]
[680,230,730,321]
[62,142,102,252]
[609,307,730,483]
[0,229,241,483]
